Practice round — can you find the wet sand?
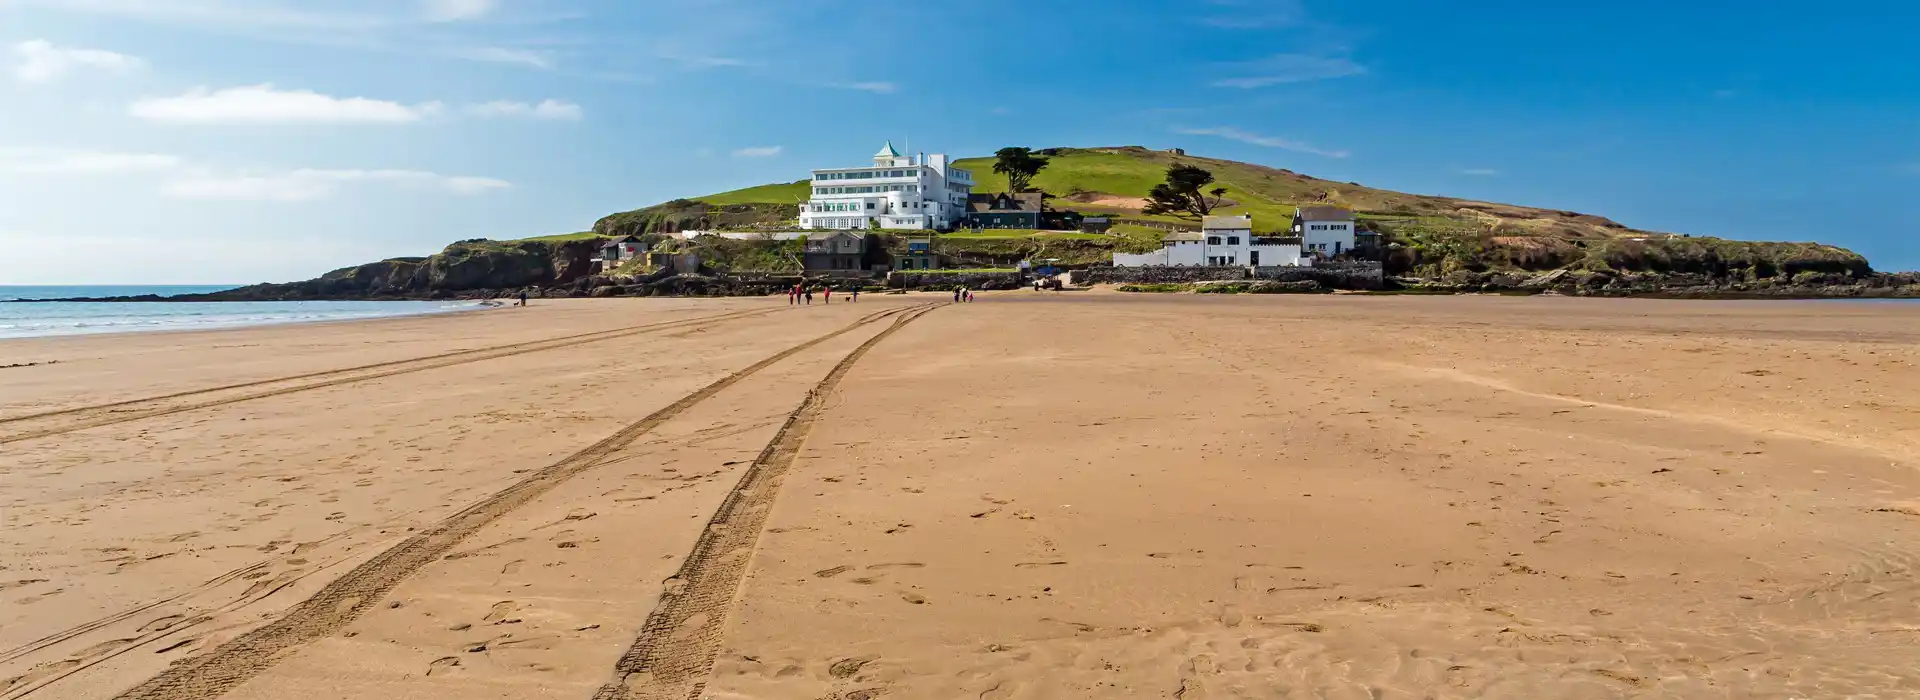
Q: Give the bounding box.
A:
[4,293,1918,699]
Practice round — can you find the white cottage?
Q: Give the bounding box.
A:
[799,142,973,230]
[1112,214,1306,267]
[1292,206,1357,257]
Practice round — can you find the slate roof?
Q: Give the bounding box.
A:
[1163,231,1205,242]
[1201,214,1253,230]
[1295,206,1356,222]
[968,192,1044,214]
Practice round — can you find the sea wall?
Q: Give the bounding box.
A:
[1075,266,1248,284]
[1252,262,1385,290]
[1079,262,1385,290]
[886,271,1024,290]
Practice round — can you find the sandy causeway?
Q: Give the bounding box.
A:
[2,293,1918,699]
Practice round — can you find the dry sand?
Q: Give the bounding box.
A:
[3,293,1918,699]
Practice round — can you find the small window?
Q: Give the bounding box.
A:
[1207,236,1221,245]
[1228,236,1240,245]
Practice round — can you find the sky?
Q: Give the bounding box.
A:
[2,0,1917,284]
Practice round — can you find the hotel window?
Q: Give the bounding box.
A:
[1228,236,1240,245]
[1207,236,1221,245]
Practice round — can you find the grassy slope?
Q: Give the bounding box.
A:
[691,146,1649,237]
[655,146,1869,275]
[697,180,811,206]
[509,231,606,243]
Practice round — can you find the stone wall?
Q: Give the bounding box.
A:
[886,271,1024,290]
[1252,261,1385,290]
[1075,266,1249,285]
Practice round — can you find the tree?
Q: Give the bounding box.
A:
[1141,164,1229,220]
[992,147,1049,193]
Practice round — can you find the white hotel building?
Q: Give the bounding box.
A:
[799,142,973,230]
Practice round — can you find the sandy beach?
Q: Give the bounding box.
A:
[4,293,1918,699]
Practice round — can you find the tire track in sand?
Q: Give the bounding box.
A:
[0,307,779,445]
[103,304,932,700]
[592,304,940,700]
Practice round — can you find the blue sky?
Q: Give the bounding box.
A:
[2,0,1916,284]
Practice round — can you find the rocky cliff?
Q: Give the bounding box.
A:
[170,239,605,301]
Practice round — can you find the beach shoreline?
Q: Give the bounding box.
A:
[4,294,1917,699]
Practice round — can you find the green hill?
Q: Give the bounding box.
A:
[655,146,1644,239]
[589,145,1869,277]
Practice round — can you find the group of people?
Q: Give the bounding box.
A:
[784,283,978,305]
[788,284,857,305]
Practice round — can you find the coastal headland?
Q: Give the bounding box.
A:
[3,292,1917,698]
[30,146,1912,304]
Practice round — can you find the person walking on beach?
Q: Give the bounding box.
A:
[952,287,962,303]
[850,287,859,303]
[824,287,832,305]
[965,288,974,303]
[788,285,797,306]
[517,289,528,307]
[804,287,813,305]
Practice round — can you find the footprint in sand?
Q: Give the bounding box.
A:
[814,566,853,578]
[867,563,925,571]
[828,656,877,679]
[426,657,461,676]
[482,601,519,623]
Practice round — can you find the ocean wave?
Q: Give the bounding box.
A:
[0,300,474,340]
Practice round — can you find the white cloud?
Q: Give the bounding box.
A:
[0,147,508,201]
[832,81,897,94]
[0,148,182,175]
[130,84,439,125]
[453,46,554,69]
[1459,168,1500,176]
[659,53,755,69]
[423,0,497,22]
[13,40,145,83]
[8,0,389,31]
[1201,0,1306,28]
[466,99,582,120]
[1174,126,1349,158]
[164,169,510,201]
[731,146,783,158]
[1212,53,1365,88]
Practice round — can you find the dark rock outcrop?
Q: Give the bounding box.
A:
[158,239,608,301]
[1395,269,1920,298]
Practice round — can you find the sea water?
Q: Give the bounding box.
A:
[0,286,478,339]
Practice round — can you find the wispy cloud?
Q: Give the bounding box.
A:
[12,0,574,72]
[1212,53,1365,88]
[11,0,391,31]
[130,85,440,125]
[164,169,509,201]
[467,99,583,120]
[732,146,783,158]
[659,52,756,69]
[1200,0,1306,29]
[1459,168,1500,176]
[831,81,897,94]
[0,148,182,175]
[0,147,508,200]
[422,0,496,22]
[451,46,555,69]
[13,40,144,83]
[1174,126,1349,158]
